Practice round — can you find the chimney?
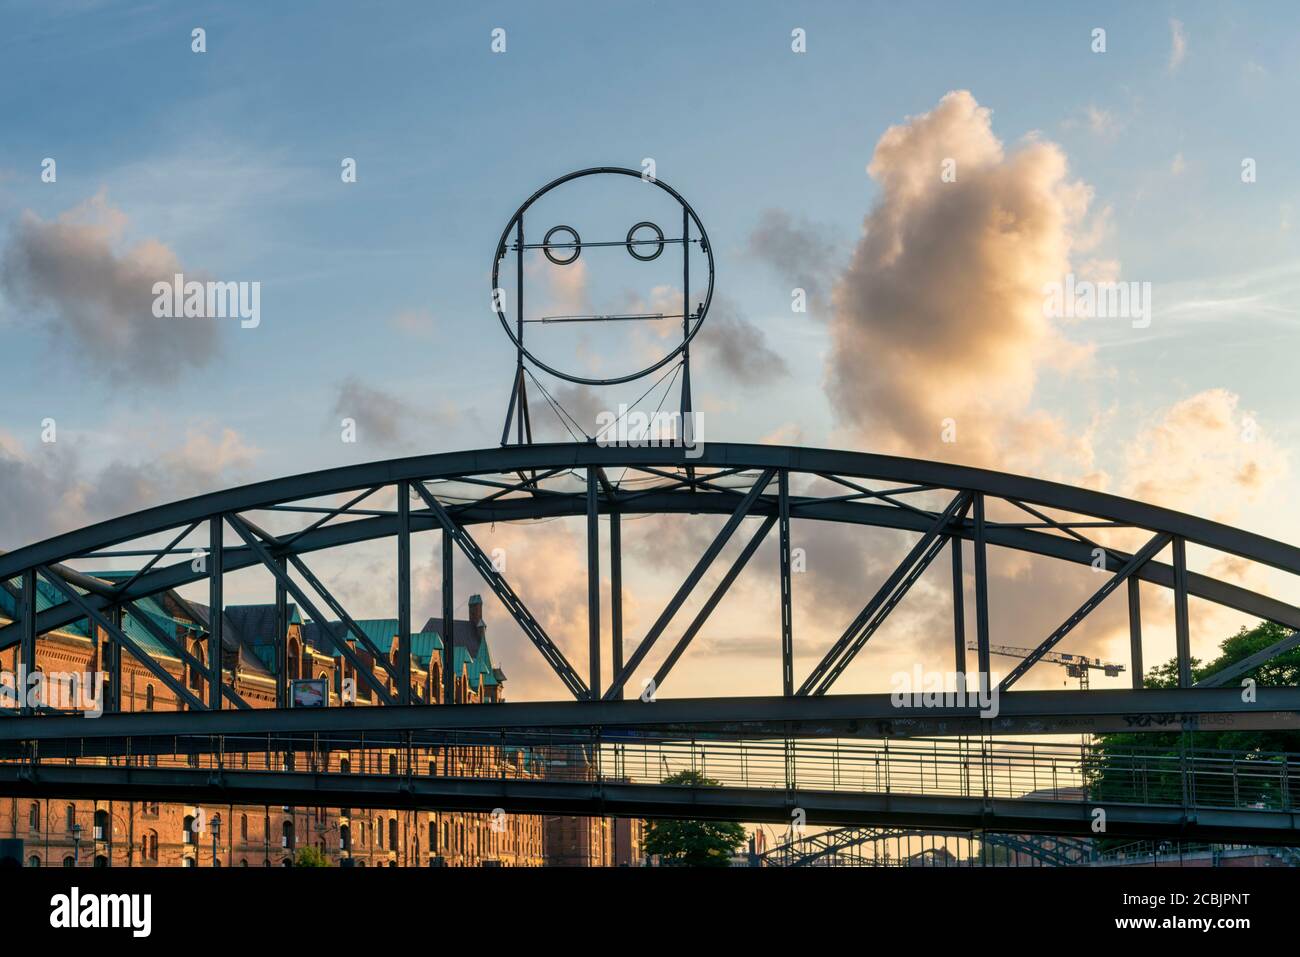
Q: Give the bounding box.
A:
[468,594,483,627]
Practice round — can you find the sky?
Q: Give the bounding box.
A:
[3,1,1300,701]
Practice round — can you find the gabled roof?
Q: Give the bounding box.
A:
[304,616,504,687]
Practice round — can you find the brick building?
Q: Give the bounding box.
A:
[0,586,640,867]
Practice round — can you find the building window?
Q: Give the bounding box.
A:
[183,815,195,845]
[189,647,205,690]
[27,856,40,868]
[388,818,397,851]
[28,803,40,832]
[389,754,398,775]
[64,803,75,832]
[145,685,154,711]
[240,814,248,842]
[340,757,351,774]
[62,855,75,868]
[282,820,294,850]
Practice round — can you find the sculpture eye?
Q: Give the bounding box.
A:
[626,221,664,261]
[542,225,581,265]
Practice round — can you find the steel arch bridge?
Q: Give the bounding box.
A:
[2,441,1300,842]
[760,824,1090,868]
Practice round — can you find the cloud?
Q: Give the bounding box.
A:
[1118,388,1286,523]
[0,425,259,548]
[390,308,437,339]
[1169,18,1188,72]
[696,294,789,386]
[0,192,218,382]
[747,208,842,315]
[330,377,461,451]
[826,90,1096,472]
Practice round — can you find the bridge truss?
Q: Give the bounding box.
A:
[2,442,1300,841]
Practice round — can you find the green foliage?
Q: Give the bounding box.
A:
[292,845,329,867]
[643,770,747,867]
[1087,620,1300,849]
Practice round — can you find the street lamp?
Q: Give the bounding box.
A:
[211,816,221,867]
[71,823,82,866]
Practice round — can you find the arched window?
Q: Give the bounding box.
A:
[239,858,248,867]
[94,809,109,840]
[281,820,294,850]
[429,820,437,851]
[94,855,107,868]
[28,803,40,831]
[183,815,195,845]
[62,855,75,867]
[64,803,75,832]
[240,814,248,842]
[145,685,154,711]
[340,824,351,851]
[388,818,397,851]
[190,646,205,690]
[340,757,351,774]
[376,817,384,850]
[287,638,301,681]
[144,830,159,862]
[27,855,40,867]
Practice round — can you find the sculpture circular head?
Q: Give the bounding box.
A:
[491,167,714,387]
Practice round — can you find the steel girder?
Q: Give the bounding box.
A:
[3,441,1300,712]
[2,687,1299,745]
[0,764,1296,845]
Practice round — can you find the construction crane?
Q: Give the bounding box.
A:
[967,641,1125,690]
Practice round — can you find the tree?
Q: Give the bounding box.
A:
[642,770,747,866]
[293,846,329,867]
[1086,620,1300,848]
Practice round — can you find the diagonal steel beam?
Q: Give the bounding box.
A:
[1195,629,1300,688]
[798,492,972,696]
[122,601,250,710]
[604,469,777,701]
[38,565,207,712]
[811,530,953,697]
[226,515,398,705]
[412,482,589,700]
[651,515,777,695]
[232,516,386,663]
[999,531,1172,691]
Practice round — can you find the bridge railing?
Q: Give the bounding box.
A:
[6,731,1298,815]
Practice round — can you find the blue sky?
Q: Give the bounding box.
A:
[3,1,1300,696]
